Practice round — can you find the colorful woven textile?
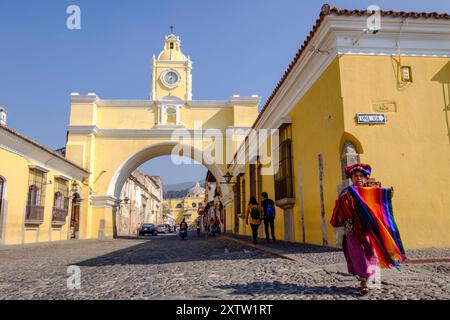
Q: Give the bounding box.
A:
[347,186,407,269]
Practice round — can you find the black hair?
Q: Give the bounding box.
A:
[248,196,258,206]
[261,192,268,199]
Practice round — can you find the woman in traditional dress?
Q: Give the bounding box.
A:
[330,163,378,295]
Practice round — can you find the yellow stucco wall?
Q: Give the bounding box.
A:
[228,55,450,249]
[288,58,345,246]
[339,55,450,248]
[0,147,84,245]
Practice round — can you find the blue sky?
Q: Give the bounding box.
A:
[1,0,449,185]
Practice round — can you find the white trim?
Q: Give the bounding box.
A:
[90,195,118,208]
[256,15,450,133]
[71,94,98,104]
[0,130,88,181]
[67,126,256,138]
[272,116,292,130]
[28,164,50,173]
[54,175,71,182]
[97,100,155,108]
[67,125,98,135]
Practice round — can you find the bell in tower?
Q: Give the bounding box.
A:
[150,31,193,102]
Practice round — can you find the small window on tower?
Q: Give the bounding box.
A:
[170,43,174,49]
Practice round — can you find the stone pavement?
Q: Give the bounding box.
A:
[0,232,449,300]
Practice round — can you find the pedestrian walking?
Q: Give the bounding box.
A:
[210,215,221,237]
[246,196,262,245]
[260,192,276,243]
[330,163,406,295]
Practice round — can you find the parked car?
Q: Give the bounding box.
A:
[157,224,170,234]
[164,224,174,233]
[138,223,158,236]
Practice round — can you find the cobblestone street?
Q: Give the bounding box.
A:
[0,233,449,300]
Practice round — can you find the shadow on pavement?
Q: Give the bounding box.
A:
[215,281,357,296]
[224,233,342,254]
[75,232,272,267]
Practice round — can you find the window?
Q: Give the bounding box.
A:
[256,158,263,203]
[192,203,197,208]
[241,177,246,216]
[274,124,294,201]
[249,163,256,199]
[52,178,69,225]
[170,42,174,49]
[234,175,241,215]
[176,203,182,209]
[340,142,360,190]
[0,177,4,213]
[26,169,46,223]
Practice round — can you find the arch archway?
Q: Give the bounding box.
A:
[107,142,229,200]
[103,142,228,239]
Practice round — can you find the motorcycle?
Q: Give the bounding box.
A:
[180,229,187,240]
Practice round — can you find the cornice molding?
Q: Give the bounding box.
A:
[0,129,89,180]
[255,14,450,134]
[90,195,118,208]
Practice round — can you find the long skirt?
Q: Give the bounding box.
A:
[342,233,378,279]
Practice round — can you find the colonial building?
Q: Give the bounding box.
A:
[223,6,450,249]
[163,182,205,226]
[0,111,89,245]
[65,33,259,240]
[117,170,163,236]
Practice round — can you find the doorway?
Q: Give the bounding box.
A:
[70,193,80,239]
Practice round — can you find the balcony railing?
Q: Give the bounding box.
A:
[25,205,44,224]
[52,208,67,226]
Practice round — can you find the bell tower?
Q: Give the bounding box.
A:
[151,33,193,102]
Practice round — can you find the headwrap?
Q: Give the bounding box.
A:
[345,163,372,178]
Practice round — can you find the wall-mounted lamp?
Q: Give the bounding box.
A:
[220,172,234,185]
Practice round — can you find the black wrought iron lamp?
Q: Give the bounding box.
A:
[220,172,234,185]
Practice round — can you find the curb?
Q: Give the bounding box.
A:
[405,258,450,264]
[220,235,450,266]
[220,235,296,261]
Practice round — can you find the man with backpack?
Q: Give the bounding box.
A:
[261,192,276,243]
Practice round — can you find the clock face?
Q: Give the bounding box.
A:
[163,71,180,86]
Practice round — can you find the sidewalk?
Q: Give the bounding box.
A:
[220,233,450,266]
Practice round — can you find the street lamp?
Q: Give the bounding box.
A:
[220,172,234,185]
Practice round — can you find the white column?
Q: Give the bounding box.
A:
[160,106,166,125]
[175,106,180,125]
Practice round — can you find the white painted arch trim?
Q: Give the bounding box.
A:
[106,142,229,200]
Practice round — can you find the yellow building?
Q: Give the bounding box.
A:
[65,33,260,240]
[224,7,450,249]
[0,123,89,245]
[163,182,205,226]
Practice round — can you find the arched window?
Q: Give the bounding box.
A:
[192,203,197,208]
[54,192,64,209]
[166,106,177,124]
[341,142,360,180]
[176,203,182,209]
[340,141,360,191]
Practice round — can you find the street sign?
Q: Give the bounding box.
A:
[356,114,387,124]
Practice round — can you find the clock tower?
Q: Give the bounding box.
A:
[151,33,193,102]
